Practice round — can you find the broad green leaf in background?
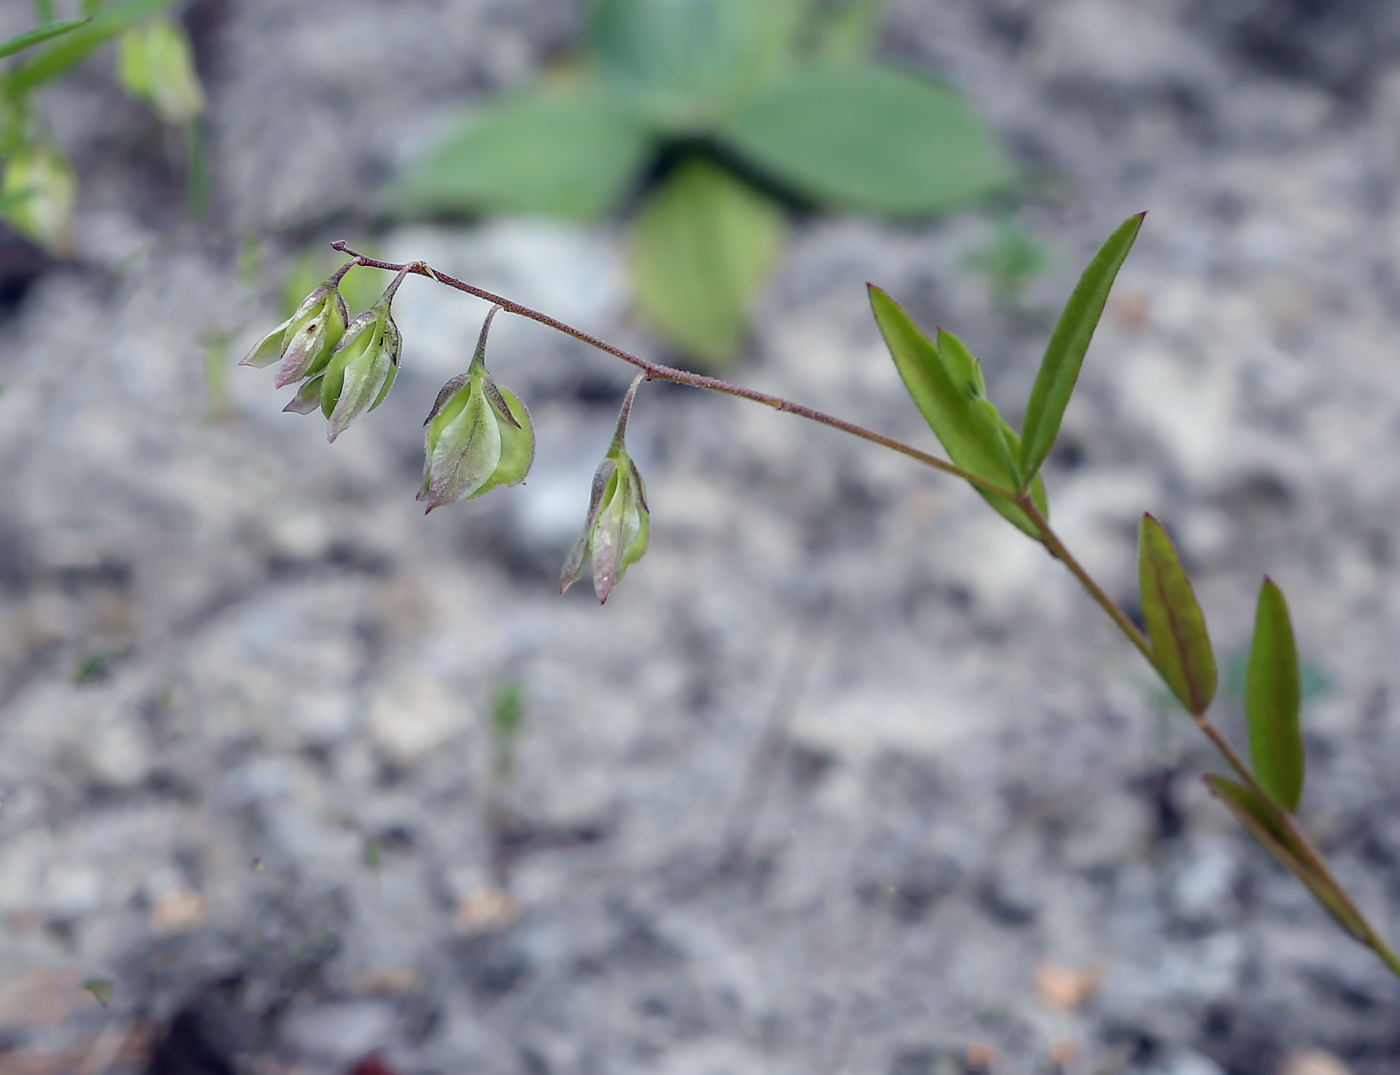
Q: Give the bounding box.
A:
[812,0,886,67]
[1245,577,1304,813]
[719,66,1010,215]
[4,0,179,95]
[394,81,650,221]
[587,0,755,128]
[1205,775,1369,943]
[631,157,785,367]
[0,19,89,62]
[1138,513,1216,715]
[870,290,1050,538]
[1018,213,1144,481]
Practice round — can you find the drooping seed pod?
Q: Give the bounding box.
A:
[560,375,650,604]
[241,270,350,389]
[318,276,406,442]
[419,306,535,512]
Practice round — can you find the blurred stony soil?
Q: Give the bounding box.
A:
[3,1,1400,1073]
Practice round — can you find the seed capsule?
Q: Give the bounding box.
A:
[420,306,535,512]
[241,271,350,389]
[319,287,403,442]
[560,375,650,604]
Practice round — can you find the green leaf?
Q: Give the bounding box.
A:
[935,328,1020,484]
[4,0,179,95]
[812,0,885,66]
[587,0,757,128]
[631,157,785,368]
[870,290,1049,537]
[1205,775,1369,943]
[1138,513,1216,714]
[718,65,1010,215]
[393,80,649,221]
[0,19,89,62]
[1246,577,1304,813]
[1018,213,1144,480]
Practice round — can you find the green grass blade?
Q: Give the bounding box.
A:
[1018,213,1144,480]
[1246,577,1304,813]
[1138,513,1216,714]
[0,18,89,61]
[6,0,178,94]
[1205,776,1368,942]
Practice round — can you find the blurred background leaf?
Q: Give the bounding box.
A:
[395,78,649,221]
[0,18,90,62]
[587,0,761,128]
[395,0,1010,368]
[717,66,1010,215]
[632,158,785,368]
[962,216,1050,315]
[3,0,180,96]
[1,0,203,250]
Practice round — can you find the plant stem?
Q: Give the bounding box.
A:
[1015,500,1400,977]
[1016,495,1154,665]
[330,244,1021,503]
[331,242,1400,978]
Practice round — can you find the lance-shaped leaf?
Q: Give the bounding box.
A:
[1205,776,1369,943]
[1246,577,1304,813]
[869,289,1013,486]
[1019,213,1144,480]
[0,18,89,61]
[1138,514,1216,714]
[870,289,1049,537]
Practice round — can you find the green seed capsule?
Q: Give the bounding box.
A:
[419,307,535,511]
[560,375,650,604]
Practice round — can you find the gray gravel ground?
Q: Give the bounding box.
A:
[3,1,1400,1073]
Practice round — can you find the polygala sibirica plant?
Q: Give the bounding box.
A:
[241,219,1400,982]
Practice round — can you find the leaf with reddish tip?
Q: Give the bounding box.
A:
[1138,514,1216,714]
[1205,775,1368,942]
[1246,577,1304,812]
[1019,213,1144,481]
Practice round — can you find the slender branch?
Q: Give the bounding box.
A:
[1016,494,1154,665]
[329,243,1021,502]
[328,241,1400,977]
[1015,498,1400,972]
